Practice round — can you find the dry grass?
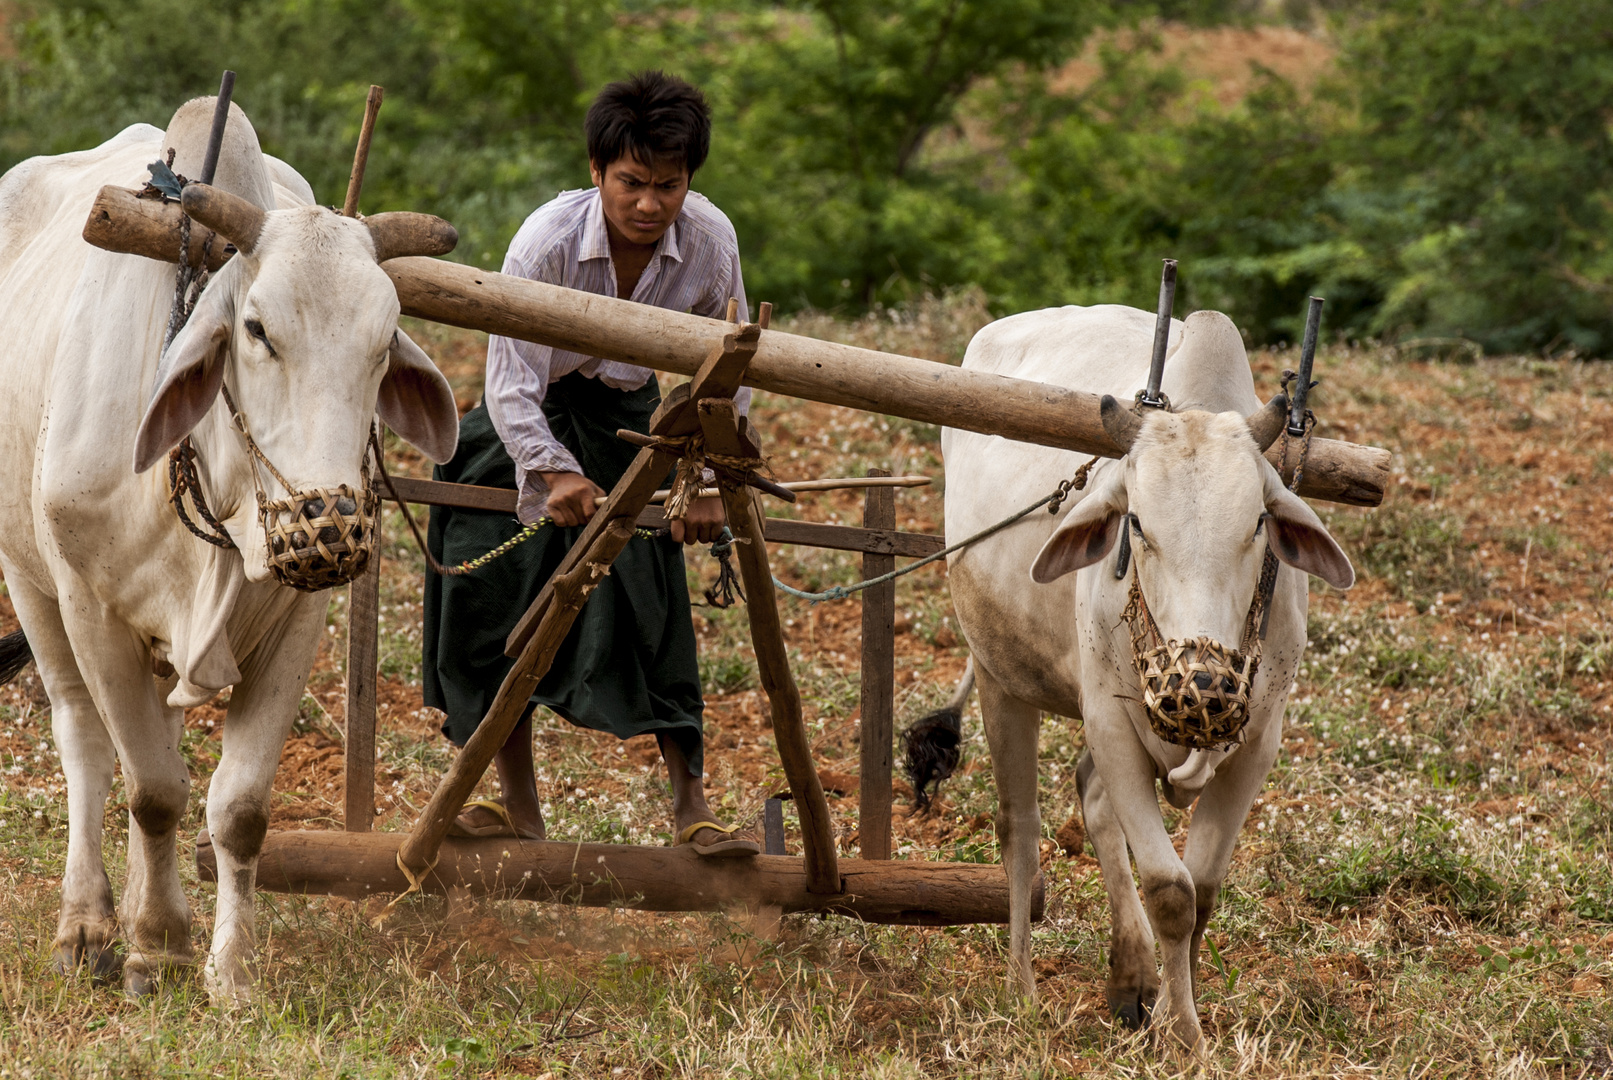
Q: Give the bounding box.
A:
[2,297,1612,1076]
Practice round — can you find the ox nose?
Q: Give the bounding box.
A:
[1191,669,1241,697]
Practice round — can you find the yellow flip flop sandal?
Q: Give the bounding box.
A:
[446,799,542,841]
[676,820,761,858]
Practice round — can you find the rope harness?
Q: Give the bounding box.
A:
[1120,531,1277,751]
[1117,388,1316,751]
[154,165,382,593]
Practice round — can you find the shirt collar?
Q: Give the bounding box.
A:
[578,188,685,266]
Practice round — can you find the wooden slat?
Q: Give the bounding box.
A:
[756,518,944,558]
[859,470,896,861]
[383,476,947,558]
[386,475,514,513]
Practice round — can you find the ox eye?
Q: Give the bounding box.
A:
[1127,513,1149,550]
[1253,514,1268,542]
[244,318,275,356]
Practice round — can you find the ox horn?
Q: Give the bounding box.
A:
[1100,394,1143,454]
[365,212,458,263]
[180,183,266,256]
[1245,393,1289,452]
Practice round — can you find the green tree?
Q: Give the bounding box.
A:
[692,0,1102,310]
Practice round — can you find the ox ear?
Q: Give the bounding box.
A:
[1263,470,1355,590]
[133,280,234,474]
[1030,464,1128,584]
[378,330,459,464]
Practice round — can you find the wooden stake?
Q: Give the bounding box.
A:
[343,515,380,832]
[700,397,840,895]
[198,71,236,188]
[342,85,384,218]
[859,469,896,860]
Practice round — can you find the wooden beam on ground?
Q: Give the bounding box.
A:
[859,470,896,861]
[81,190,1391,507]
[196,830,1043,926]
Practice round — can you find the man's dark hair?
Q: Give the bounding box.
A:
[585,71,711,177]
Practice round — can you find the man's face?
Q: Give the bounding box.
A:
[590,155,690,247]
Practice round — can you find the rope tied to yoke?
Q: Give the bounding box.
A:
[770,456,1101,605]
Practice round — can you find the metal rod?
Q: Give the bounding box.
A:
[198,70,236,187]
[1143,258,1177,408]
[763,798,787,855]
[342,85,385,217]
[1289,296,1324,435]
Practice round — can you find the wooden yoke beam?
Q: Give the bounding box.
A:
[81,189,1392,507]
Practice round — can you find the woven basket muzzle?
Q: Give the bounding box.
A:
[1133,635,1258,750]
[260,483,379,592]
[1122,559,1268,752]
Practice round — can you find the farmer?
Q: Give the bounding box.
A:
[422,71,759,857]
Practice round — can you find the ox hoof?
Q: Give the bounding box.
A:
[1108,988,1155,1032]
[52,940,122,984]
[203,956,256,1008]
[122,957,156,998]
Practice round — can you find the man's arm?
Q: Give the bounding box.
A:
[484,331,589,526]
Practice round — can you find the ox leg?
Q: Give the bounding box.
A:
[1181,723,1281,1000]
[202,601,322,1004]
[112,694,194,996]
[976,666,1042,1001]
[1085,718,1202,1053]
[2,570,121,980]
[52,587,194,996]
[1075,751,1157,1029]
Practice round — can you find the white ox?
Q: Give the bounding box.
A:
[941,305,1354,1050]
[0,98,458,1000]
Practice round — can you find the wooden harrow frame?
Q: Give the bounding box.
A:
[87,185,1392,928]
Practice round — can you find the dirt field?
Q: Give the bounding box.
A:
[1,295,1611,1077]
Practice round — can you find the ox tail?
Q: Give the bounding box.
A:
[0,629,32,686]
[900,657,974,812]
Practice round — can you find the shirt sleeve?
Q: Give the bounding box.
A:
[483,244,583,524]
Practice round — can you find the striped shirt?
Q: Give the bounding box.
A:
[484,186,749,523]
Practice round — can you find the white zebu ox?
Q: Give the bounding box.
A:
[0,99,458,999]
[942,305,1353,1049]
